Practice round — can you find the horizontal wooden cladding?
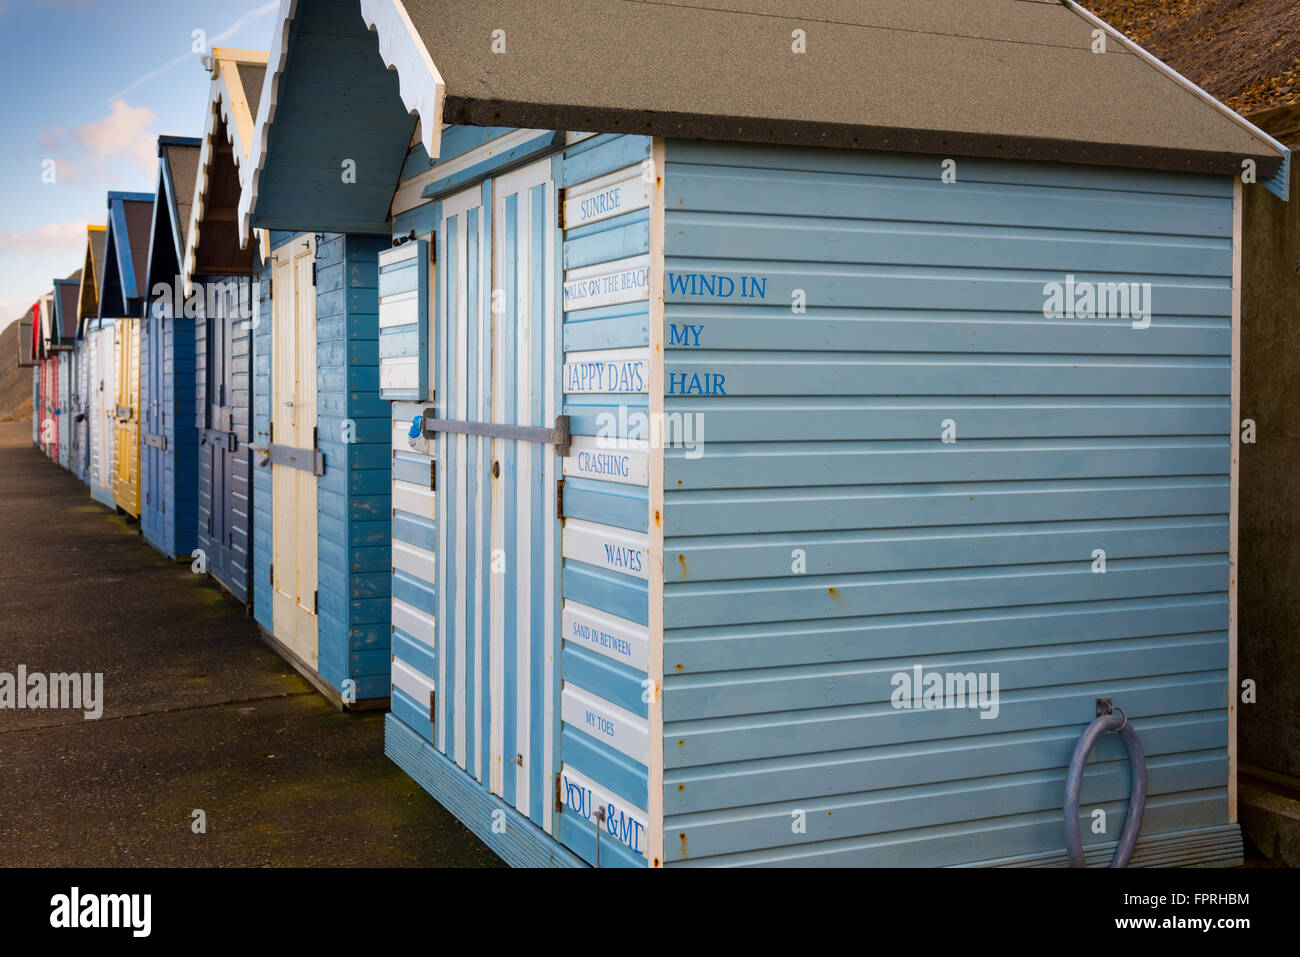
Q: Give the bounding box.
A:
[661,260,1231,315]
[666,515,1226,583]
[664,632,1226,723]
[664,555,1227,629]
[664,352,1229,397]
[664,671,1226,769]
[663,396,1229,442]
[664,710,1226,814]
[663,762,1227,864]
[668,792,1230,867]
[669,164,1233,241]
[663,477,1228,537]
[663,593,1226,673]
[666,438,1228,491]
[666,140,1235,201]
[672,210,1230,277]
[663,309,1230,357]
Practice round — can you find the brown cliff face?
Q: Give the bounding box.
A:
[0,319,35,423]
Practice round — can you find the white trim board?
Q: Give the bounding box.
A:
[360,0,446,160]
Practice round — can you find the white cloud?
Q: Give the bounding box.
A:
[75,100,158,175]
[0,219,90,256]
[39,99,158,183]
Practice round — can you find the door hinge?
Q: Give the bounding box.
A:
[313,425,318,449]
[311,262,316,286]
[556,188,566,230]
[313,589,318,614]
[554,772,562,812]
[269,562,274,586]
[269,422,274,444]
[161,499,165,515]
[428,690,436,725]
[556,479,565,520]
[429,460,436,491]
[145,491,150,505]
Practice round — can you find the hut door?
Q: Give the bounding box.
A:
[97,326,117,494]
[205,292,229,581]
[114,317,140,515]
[142,304,164,538]
[271,236,319,668]
[433,159,559,828]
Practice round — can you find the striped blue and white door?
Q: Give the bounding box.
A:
[435,158,560,833]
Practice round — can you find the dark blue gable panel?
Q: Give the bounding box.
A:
[248,0,415,235]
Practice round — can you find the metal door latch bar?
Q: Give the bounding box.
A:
[143,432,168,451]
[421,411,570,458]
[268,443,325,476]
[202,428,239,453]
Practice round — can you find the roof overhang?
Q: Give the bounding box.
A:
[240,0,416,243]
[53,278,81,344]
[243,0,1291,240]
[37,293,56,358]
[75,225,107,338]
[98,192,155,319]
[147,136,202,298]
[1065,1,1290,200]
[185,48,269,287]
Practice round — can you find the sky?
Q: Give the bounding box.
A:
[0,0,282,335]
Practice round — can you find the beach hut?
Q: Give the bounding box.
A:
[98,191,155,518]
[28,307,39,446]
[51,273,82,473]
[36,292,57,461]
[180,49,269,606]
[29,303,42,450]
[73,225,108,486]
[139,136,202,560]
[215,37,392,705]
[242,0,1288,868]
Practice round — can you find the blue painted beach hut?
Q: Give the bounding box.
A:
[243,0,1288,868]
[181,48,268,607]
[229,27,394,708]
[139,136,203,560]
[72,225,108,486]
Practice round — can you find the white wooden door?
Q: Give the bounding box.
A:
[271,236,319,668]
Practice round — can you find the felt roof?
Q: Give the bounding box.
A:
[395,0,1284,176]
[76,225,107,328]
[183,49,268,287]
[98,192,156,319]
[54,272,82,341]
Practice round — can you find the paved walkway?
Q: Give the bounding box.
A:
[0,422,500,866]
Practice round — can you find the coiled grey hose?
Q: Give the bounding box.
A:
[1063,710,1147,867]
